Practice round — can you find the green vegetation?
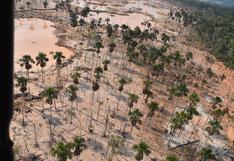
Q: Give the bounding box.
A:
[174,0,234,69]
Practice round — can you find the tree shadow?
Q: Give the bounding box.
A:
[114,113,127,122]
[120,145,134,157]
[43,113,63,126]
[79,82,91,92]
[86,138,105,155]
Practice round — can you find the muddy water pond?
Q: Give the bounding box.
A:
[14,18,73,72]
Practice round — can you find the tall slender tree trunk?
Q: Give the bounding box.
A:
[88,104,93,132]
[111,92,120,118]
[96,104,101,121]
[22,93,26,131]
[27,69,30,80]
[202,113,211,129]
[75,92,78,112]
[103,106,110,137]
[146,116,152,127]
[41,67,44,84]
[129,125,134,135]
[33,123,39,147]
[49,104,53,147]
[70,101,73,124]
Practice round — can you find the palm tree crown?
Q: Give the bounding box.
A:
[128,93,139,108]
[71,72,81,85]
[19,55,35,70]
[51,141,72,161]
[16,76,28,94]
[53,51,65,66]
[128,108,143,127]
[188,92,200,107]
[66,84,78,102]
[166,154,179,161]
[133,141,151,161]
[41,87,58,105]
[199,147,216,161]
[71,136,86,156]
[147,101,159,118]
[36,52,49,68]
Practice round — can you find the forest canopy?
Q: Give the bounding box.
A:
[176,0,234,69]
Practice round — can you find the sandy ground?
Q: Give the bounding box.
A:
[13,0,234,160]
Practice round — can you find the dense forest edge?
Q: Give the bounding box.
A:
[172,0,234,69]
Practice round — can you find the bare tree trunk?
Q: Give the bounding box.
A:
[33,124,39,147]
[202,113,211,129]
[49,104,53,147]
[96,104,101,121]
[22,93,26,131]
[41,67,44,84]
[27,70,30,80]
[70,101,73,124]
[129,125,134,135]
[103,106,110,137]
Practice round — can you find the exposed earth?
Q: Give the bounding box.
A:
[13,0,234,160]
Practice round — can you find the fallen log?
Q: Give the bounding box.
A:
[168,140,200,150]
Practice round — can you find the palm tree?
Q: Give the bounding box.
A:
[90,67,103,132]
[94,66,103,80]
[107,135,124,161]
[94,39,104,54]
[18,55,35,79]
[202,96,222,129]
[111,77,130,118]
[151,63,164,77]
[143,79,152,93]
[128,109,143,134]
[108,42,116,56]
[175,83,189,98]
[92,67,103,96]
[51,141,72,161]
[103,59,110,71]
[211,96,222,109]
[16,76,28,126]
[118,77,127,92]
[69,10,78,27]
[169,110,190,135]
[188,92,200,107]
[81,6,90,18]
[53,51,65,87]
[71,136,86,157]
[26,1,32,9]
[127,93,139,109]
[198,147,216,161]
[53,51,65,66]
[142,79,153,103]
[41,87,58,147]
[132,141,151,161]
[36,52,49,84]
[71,72,81,85]
[205,119,223,135]
[43,0,48,8]
[161,33,170,44]
[146,101,159,126]
[66,84,77,123]
[71,72,80,110]
[106,24,113,37]
[166,153,179,161]
[186,52,193,61]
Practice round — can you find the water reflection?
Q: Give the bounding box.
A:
[29,23,35,30]
[43,21,48,30]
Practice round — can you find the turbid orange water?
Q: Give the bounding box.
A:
[14,18,73,72]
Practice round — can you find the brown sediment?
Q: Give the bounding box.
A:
[13,0,234,160]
